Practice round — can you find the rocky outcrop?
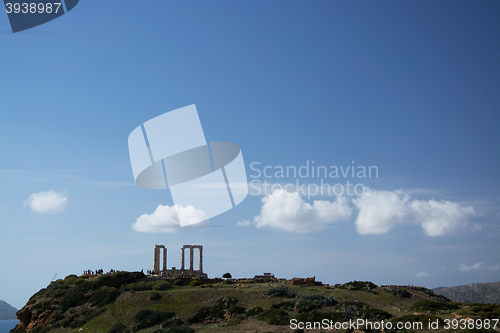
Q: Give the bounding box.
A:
[14,306,53,332]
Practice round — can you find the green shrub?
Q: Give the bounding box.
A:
[228,305,246,314]
[52,309,64,321]
[30,325,50,333]
[60,290,86,310]
[341,281,377,291]
[153,281,172,291]
[107,322,131,333]
[74,278,84,285]
[162,318,184,328]
[216,297,239,309]
[98,271,146,289]
[337,301,370,312]
[456,303,500,319]
[360,308,393,320]
[295,300,322,313]
[322,295,338,306]
[385,287,411,298]
[64,274,78,284]
[245,306,263,317]
[33,300,52,312]
[89,286,121,307]
[68,317,87,328]
[149,291,162,300]
[189,280,200,287]
[226,313,246,326]
[133,310,175,332]
[187,306,215,324]
[272,301,295,311]
[132,281,153,291]
[223,279,234,284]
[263,285,296,298]
[174,279,184,286]
[74,279,100,294]
[187,297,239,324]
[59,318,71,327]
[256,308,290,325]
[411,300,460,313]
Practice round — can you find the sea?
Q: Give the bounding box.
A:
[0,320,17,333]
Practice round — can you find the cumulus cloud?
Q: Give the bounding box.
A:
[132,204,208,233]
[458,262,485,272]
[410,200,475,236]
[352,189,475,236]
[415,271,432,278]
[352,190,409,234]
[24,190,67,214]
[252,189,352,233]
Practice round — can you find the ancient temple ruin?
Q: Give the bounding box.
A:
[153,244,205,276]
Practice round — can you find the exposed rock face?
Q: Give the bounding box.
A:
[14,306,53,332]
[16,307,33,328]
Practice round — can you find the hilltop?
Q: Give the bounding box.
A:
[10,272,500,333]
[0,300,17,320]
[433,282,500,304]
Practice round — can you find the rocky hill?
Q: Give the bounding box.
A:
[433,282,500,304]
[9,272,500,333]
[0,300,17,320]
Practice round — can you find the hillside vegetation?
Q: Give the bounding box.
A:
[10,272,500,333]
[433,282,500,304]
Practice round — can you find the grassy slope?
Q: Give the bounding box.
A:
[18,274,500,333]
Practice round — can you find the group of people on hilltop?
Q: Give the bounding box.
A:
[83,268,114,275]
[146,269,171,277]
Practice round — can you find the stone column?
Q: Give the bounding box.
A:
[189,247,194,271]
[181,247,185,270]
[153,245,159,273]
[162,247,167,271]
[198,247,203,272]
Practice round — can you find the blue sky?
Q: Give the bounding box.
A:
[1,0,499,309]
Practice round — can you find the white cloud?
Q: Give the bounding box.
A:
[236,220,252,227]
[253,189,352,233]
[352,189,409,235]
[24,190,67,214]
[415,271,432,278]
[132,204,207,233]
[409,199,475,236]
[352,188,475,236]
[488,263,500,271]
[458,262,485,272]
